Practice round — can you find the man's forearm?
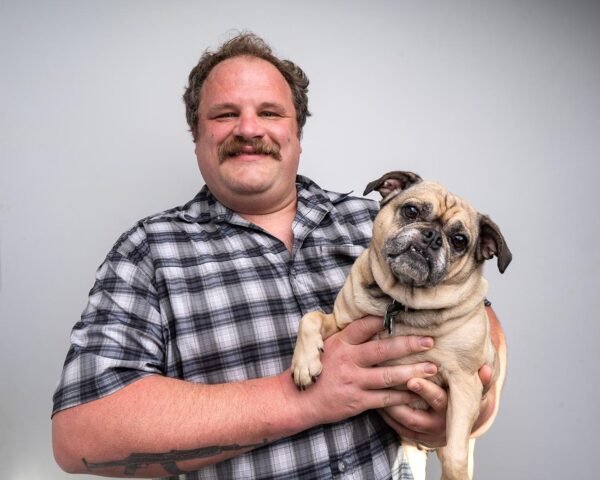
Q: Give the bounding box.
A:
[53,318,433,477]
[52,372,313,477]
[471,306,507,437]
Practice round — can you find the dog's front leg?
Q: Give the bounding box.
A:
[437,373,483,480]
[291,311,338,388]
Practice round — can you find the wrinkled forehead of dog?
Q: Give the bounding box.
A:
[384,180,479,227]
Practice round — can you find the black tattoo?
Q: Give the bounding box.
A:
[82,439,268,476]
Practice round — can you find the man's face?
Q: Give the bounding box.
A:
[194,56,301,214]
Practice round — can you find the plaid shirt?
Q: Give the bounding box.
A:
[53,175,414,480]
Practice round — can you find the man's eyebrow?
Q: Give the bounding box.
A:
[204,101,290,116]
[259,102,287,111]
[206,102,238,113]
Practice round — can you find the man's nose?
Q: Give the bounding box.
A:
[233,111,265,139]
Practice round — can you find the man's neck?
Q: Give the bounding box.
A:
[240,198,297,251]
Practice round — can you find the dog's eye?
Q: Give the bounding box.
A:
[451,234,468,252]
[402,205,420,220]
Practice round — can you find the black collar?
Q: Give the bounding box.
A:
[383,298,492,334]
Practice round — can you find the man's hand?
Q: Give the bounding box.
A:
[378,366,494,447]
[378,306,504,447]
[293,315,438,427]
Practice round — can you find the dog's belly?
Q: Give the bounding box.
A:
[383,308,492,388]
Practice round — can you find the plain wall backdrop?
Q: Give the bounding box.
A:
[1,1,599,478]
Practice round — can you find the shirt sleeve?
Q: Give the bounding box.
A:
[52,230,165,416]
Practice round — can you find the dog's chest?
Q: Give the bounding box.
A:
[387,309,490,378]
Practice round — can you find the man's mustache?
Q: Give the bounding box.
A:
[218,138,282,163]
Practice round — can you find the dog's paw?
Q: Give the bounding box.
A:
[291,343,324,389]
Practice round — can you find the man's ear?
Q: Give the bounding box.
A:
[363,171,422,204]
[477,214,513,273]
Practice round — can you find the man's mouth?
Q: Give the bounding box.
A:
[219,138,281,162]
[237,146,258,155]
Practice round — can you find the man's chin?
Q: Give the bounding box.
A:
[224,174,276,197]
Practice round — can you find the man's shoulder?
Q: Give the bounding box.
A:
[108,191,211,256]
[297,175,379,221]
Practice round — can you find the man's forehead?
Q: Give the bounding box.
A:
[203,56,290,94]
[198,58,293,118]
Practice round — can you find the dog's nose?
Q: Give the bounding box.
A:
[422,229,443,250]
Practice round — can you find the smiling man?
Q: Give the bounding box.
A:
[193,55,301,250]
[52,32,500,479]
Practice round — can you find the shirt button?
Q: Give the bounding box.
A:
[338,460,347,473]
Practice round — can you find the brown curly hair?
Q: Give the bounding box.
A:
[183,32,311,141]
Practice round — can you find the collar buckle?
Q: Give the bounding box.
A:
[384,300,407,335]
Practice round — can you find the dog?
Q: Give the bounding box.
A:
[291,171,511,480]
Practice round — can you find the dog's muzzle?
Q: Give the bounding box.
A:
[383,227,447,286]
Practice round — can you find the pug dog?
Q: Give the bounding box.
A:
[291,171,511,480]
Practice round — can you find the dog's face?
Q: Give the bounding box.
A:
[364,171,511,289]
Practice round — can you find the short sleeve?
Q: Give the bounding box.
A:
[52,230,165,415]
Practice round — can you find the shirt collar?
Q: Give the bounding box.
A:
[177,175,353,224]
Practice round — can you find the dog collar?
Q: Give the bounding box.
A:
[384,300,413,335]
[384,298,492,335]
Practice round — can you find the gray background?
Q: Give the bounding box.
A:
[1,0,598,478]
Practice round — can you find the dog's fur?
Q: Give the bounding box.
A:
[291,171,511,480]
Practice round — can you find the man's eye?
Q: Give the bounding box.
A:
[401,205,420,220]
[260,111,280,118]
[215,112,237,119]
[450,234,468,251]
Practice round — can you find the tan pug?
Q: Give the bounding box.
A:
[291,171,511,480]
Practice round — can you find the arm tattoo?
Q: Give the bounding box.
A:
[82,439,268,476]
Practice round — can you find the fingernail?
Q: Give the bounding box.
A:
[419,337,434,349]
[424,363,437,374]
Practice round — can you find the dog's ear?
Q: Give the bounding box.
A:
[363,171,422,202]
[477,214,512,273]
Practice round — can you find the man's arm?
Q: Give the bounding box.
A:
[52,316,437,477]
[378,306,506,446]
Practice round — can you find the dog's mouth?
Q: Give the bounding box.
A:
[386,246,431,286]
[406,244,427,258]
[384,241,447,287]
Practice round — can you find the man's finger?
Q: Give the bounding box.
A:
[367,389,420,410]
[379,409,447,448]
[362,363,438,389]
[356,334,434,368]
[338,316,387,345]
[380,404,446,436]
[406,377,448,413]
[478,364,493,396]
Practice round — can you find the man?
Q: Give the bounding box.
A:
[52,33,501,479]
